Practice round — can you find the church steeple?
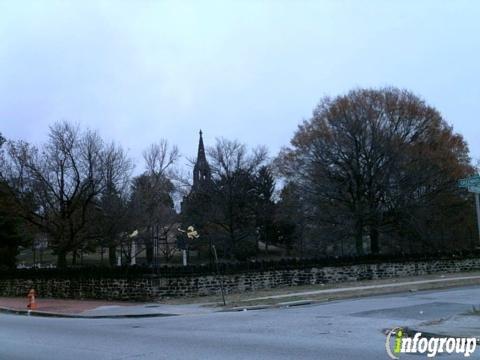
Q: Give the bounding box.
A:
[192,130,211,191]
[197,130,206,163]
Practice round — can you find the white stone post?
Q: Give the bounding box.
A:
[131,240,136,266]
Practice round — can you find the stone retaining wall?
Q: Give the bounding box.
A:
[1,258,479,301]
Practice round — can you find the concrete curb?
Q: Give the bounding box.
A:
[216,276,480,312]
[0,306,177,319]
[226,304,274,312]
[222,300,317,312]
[247,275,480,301]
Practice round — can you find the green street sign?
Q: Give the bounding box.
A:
[459,175,480,246]
[468,186,480,194]
[459,175,480,189]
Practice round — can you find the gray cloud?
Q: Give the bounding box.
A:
[1,0,479,171]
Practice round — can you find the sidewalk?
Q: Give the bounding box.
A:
[2,271,480,318]
[0,297,214,318]
[210,271,480,310]
[0,297,130,315]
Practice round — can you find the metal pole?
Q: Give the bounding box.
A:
[212,245,226,306]
[475,193,480,246]
[182,249,187,266]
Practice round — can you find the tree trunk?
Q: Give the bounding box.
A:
[264,228,269,256]
[355,220,364,256]
[370,226,380,254]
[108,245,116,267]
[146,241,153,265]
[57,250,67,268]
[229,229,235,260]
[145,226,154,265]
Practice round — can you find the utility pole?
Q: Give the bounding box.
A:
[475,193,480,245]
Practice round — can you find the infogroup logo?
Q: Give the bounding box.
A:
[385,327,477,359]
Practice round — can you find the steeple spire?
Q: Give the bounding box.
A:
[192,130,211,191]
[197,129,206,161]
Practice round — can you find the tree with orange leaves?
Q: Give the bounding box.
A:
[278,88,474,256]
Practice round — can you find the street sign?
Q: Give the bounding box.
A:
[468,186,480,194]
[459,175,480,189]
[459,175,480,246]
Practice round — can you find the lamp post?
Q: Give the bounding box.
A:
[177,226,226,305]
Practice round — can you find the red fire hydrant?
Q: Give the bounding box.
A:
[27,289,37,310]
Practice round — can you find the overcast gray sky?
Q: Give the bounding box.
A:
[1,0,479,171]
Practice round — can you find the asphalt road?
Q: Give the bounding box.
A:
[2,286,480,360]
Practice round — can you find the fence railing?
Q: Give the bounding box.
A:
[2,250,480,279]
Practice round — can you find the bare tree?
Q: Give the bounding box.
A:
[0,121,125,267]
[95,142,134,266]
[143,140,179,179]
[0,133,32,269]
[208,139,268,179]
[207,138,269,259]
[129,140,179,266]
